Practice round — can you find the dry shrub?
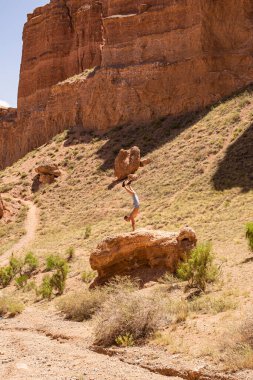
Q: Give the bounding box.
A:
[221,317,253,370]
[57,288,107,321]
[166,298,188,322]
[94,290,170,347]
[0,296,24,317]
[189,294,237,314]
[58,276,138,322]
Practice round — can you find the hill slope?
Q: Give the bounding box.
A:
[1,88,253,378]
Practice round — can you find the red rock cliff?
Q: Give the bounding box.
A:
[1,0,253,168]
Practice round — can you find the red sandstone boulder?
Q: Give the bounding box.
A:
[35,162,61,185]
[90,227,197,284]
[114,146,140,180]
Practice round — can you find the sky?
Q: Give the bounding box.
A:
[0,0,49,108]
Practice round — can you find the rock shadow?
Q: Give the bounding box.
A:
[90,267,169,289]
[213,123,253,192]
[96,112,203,172]
[31,174,40,193]
[63,125,94,147]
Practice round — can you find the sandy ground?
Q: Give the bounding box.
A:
[2,200,38,264]
[0,304,183,380]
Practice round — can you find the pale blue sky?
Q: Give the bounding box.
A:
[0,0,49,107]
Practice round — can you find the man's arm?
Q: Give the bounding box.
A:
[124,185,134,195]
[131,217,135,231]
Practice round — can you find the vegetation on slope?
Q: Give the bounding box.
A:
[1,87,253,370]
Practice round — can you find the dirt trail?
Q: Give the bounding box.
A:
[1,200,38,263]
[0,305,182,380]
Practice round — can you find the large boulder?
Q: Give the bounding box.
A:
[114,146,140,180]
[90,227,197,285]
[35,162,61,185]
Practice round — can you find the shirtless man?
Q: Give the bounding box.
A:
[122,180,140,231]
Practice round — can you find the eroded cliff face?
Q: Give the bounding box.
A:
[1,0,253,168]
[0,108,17,169]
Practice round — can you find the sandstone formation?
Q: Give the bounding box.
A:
[114,146,140,180]
[0,195,4,219]
[90,226,197,284]
[140,158,152,167]
[0,107,17,169]
[2,1,253,168]
[35,162,61,185]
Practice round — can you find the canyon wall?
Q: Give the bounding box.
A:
[1,0,253,168]
[0,108,17,169]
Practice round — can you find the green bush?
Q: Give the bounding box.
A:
[81,270,96,284]
[246,223,253,252]
[0,266,14,288]
[15,274,29,289]
[66,246,75,261]
[50,262,69,295]
[177,242,219,291]
[9,256,23,275]
[23,280,36,292]
[37,275,53,299]
[41,256,69,297]
[24,252,38,273]
[115,333,134,347]
[46,254,65,271]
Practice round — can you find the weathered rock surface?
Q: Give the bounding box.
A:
[2,0,253,168]
[0,107,17,169]
[35,162,61,185]
[90,227,197,284]
[114,146,140,180]
[0,195,4,219]
[140,158,152,167]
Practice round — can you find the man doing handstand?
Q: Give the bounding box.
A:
[122,180,140,231]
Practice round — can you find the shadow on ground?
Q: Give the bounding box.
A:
[213,123,253,192]
[96,112,204,172]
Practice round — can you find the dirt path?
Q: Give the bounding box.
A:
[0,305,182,380]
[1,200,38,263]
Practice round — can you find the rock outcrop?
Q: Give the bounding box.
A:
[35,162,61,185]
[0,107,17,169]
[114,146,140,180]
[2,0,253,168]
[0,195,4,219]
[90,226,197,284]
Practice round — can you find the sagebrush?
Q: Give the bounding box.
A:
[177,242,219,291]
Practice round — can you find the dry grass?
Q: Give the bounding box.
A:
[0,205,28,255]
[94,290,170,347]
[0,296,24,317]
[57,288,107,321]
[57,277,138,322]
[1,87,253,364]
[219,318,253,370]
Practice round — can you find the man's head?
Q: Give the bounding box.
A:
[124,215,130,222]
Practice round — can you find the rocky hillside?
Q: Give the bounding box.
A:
[2,0,253,168]
[1,87,253,378]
